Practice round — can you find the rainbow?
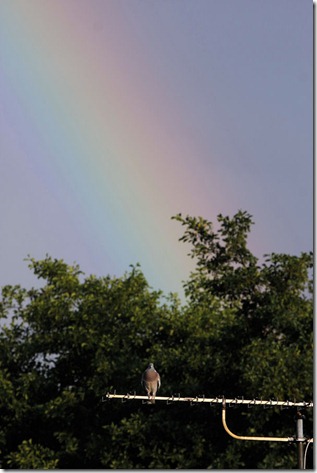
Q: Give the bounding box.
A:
[1,1,260,296]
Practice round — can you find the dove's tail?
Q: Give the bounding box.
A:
[147,395,155,404]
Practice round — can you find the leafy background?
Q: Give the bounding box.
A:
[0,212,313,469]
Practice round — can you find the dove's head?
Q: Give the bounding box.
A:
[148,363,154,369]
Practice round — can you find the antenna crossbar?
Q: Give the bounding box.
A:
[103,393,313,408]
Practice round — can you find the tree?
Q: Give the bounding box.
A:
[172,211,313,397]
[1,257,206,468]
[172,210,313,467]
[0,210,313,468]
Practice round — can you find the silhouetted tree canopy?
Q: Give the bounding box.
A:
[0,211,313,468]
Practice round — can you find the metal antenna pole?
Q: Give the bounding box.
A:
[296,410,305,469]
[104,393,314,468]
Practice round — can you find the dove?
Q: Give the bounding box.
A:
[141,363,161,404]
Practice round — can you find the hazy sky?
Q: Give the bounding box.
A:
[0,0,312,298]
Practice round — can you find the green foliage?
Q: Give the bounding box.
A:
[0,211,313,469]
[6,439,58,469]
[171,211,313,468]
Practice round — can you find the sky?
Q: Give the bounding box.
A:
[0,0,312,299]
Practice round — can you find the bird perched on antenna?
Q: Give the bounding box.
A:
[141,363,161,404]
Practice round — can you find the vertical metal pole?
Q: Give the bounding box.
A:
[296,410,305,469]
